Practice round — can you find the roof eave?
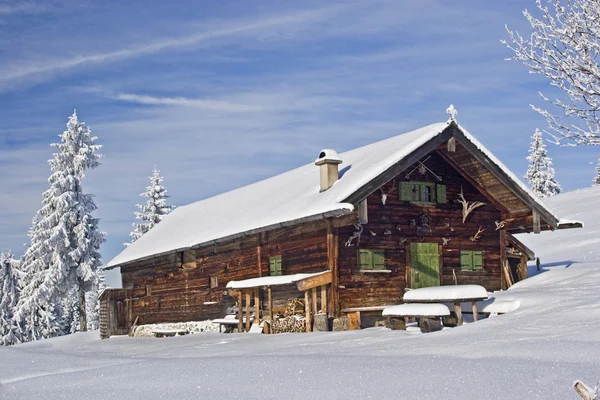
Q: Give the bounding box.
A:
[104,206,355,270]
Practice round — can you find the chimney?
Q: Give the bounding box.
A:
[315,149,342,192]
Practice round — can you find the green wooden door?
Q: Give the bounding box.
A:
[410,243,440,289]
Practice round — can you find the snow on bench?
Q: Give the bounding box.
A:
[403,285,488,302]
[383,303,450,317]
[152,328,188,338]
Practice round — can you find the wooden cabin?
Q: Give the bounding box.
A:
[101,120,580,337]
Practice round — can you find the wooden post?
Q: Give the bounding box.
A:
[268,286,273,334]
[499,229,508,290]
[327,220,340,317]
[454,301,463,326]
[254,288,260,325]
[257,235,262,277]
[320,285,327,314]
[238,290,243,333]
[312,288,318,317]
[532,210,541,234]
[304,290,312,332]
[472,301,478,322]
[245,290,251,332]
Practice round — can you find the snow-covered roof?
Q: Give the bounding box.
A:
[226,271,329,289]
[107,120,560,269]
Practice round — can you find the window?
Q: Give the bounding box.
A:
[269,255,282,276]
[400,182,446,204]
[358,249,386,270]
[210,275,218,289]
[460,250,484,271]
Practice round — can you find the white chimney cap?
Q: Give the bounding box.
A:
[314,149,342,165]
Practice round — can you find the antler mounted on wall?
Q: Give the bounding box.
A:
[457,186,486,223]
[495,220,507,230]
[345,223,363,247]
[469,226,485,242]
[379,180,396,205]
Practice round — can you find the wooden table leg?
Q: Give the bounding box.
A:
[472,301,478,321]
[454,301,463,326]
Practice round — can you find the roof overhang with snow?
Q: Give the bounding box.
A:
[106,120,575,270]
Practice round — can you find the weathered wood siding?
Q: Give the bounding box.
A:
[120,221,335,325]
[338,151,502,310]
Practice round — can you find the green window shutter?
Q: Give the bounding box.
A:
[400,182,412,201]
[436,184,447,204]
[460,251,473,271]
[473,251,484,271]
[359,250,373,270]
[269,256,282,276]
[372,250,386,270]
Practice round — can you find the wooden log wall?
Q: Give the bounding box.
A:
[119,217,355,326]
[338,151,503,310]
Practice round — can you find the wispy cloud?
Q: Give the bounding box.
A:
[0,2,55,15]
[112,93,264,112]
[0,7,337,84]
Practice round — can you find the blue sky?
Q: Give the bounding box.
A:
[0,0,597,286]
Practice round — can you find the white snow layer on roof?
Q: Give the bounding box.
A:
[382,303,450,317]
[403,284,488,301]
[108,121,557,268]
[226,271,329,289]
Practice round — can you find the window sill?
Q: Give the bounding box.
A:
[359,269,392,274]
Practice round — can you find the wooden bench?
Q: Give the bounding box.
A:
[382,303,450,333]
[212,314,254,333]
[152,328,188,338]
[341,306,389,330]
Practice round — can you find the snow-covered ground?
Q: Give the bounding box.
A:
[2,187,600,399]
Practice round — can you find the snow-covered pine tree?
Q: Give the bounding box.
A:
[15,111,105,335]
[14,214,62,341]
[126,166,174,246]
[526,129,561,198]
[0,251,22,346]
[594,158,600,185]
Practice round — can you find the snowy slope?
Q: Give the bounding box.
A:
[1,187,599,399]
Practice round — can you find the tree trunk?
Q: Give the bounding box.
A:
[78,281,87,332]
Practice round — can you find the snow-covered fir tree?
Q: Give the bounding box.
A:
[14,214,62,341]
[0,251,22,346]
[526,129,561,198]
[14,110,105,336]
[594,158,600,185]
[126,166,174,246]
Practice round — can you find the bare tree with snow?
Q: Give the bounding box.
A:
[14,111,105,335]
[126,166,175,246]
[594,158,600,185]
[526,128,561,198]
[0,251,22,346]
[503,0,600,145]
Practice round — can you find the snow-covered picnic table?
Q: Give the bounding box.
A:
[402,285,489,326]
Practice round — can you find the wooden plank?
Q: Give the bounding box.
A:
[327,220,340,317]
[268,286,273,334]
[238,291,243,332]
[320,285,327,314]
[500,229,508,290]
[245,290,251,332]
[454,301,463,326]
[533,210,541,234]
[257,236,262,277]
[312,288,318,317]
[347,311,361,330]
[305,290,312,332]
[296,271,332,291]
[254,288,260,325]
